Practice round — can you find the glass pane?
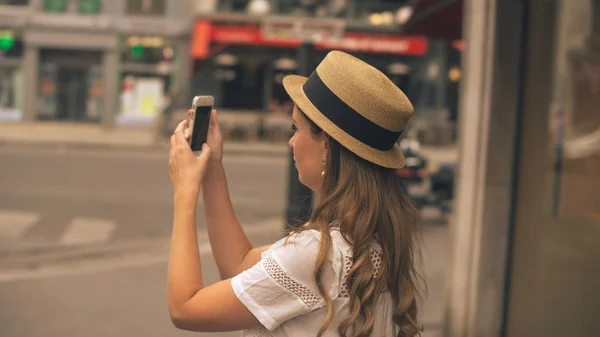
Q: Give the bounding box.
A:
[509,1,600,336]
[0,67,22,121]
[220,60,265,110]
[78,0,102,14]
[547,0,600,219]
[275,0,350,17]
[37,64,58,119]
[43,0,68,12]
[126,0,165,15]
[0,0,29,5]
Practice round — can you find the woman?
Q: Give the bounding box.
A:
[167,50,425,336]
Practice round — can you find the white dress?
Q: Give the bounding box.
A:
[231,226,395,336]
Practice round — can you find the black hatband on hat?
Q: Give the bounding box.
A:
[302,71,402,151]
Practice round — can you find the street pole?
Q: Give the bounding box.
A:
[285,41,316,229]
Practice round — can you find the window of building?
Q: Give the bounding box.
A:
[0,0,29,5]
[276,0,348,17]
[219,59,265,110]
[126,0,166,15]
[218,0,251,13]
[78,0,102,14]
[0,67,24,121]
[43,0,68,12]
[353,0,412,25]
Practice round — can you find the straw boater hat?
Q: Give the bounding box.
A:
[283,50,414,168]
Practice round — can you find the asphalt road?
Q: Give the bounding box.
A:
[0,145,288,252]
[0,145,448,337]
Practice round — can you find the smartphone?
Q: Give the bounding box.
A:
[189,95,213,152]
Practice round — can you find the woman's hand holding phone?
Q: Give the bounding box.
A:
[187,109,223,164]
[169,120,212,194]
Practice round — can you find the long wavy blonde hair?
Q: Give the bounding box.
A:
[290,111,426,337]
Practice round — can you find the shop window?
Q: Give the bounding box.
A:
[127,0,166,15]
[78,0,102,14]
[43,0,68,12]
[276,0,348,17]
[0,0,29,5]
[218,0,250,13]
[353,0,412,25]
[270,57,296,114]
[37,49,104,122]
[0,67,24,121]
[545,0,600,219]
[117,72,170,126]
[220,60,265,110]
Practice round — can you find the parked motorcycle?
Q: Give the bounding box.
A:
[397,139,430,210]
[429,162,455,214]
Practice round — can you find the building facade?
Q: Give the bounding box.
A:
[0,0,193,126]
[447,0,600,336]
[188,0,460,143]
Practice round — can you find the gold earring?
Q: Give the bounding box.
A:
[321,158,326,176]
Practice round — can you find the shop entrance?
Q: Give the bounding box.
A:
[38,48,103,122]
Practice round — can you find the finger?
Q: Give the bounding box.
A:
[174,120,188,145]
[170,134,176,148]
[210,109,219,127]
[174,119,188,135]
[198,144,213,165]
[208,109,221,137]
[188,109,193,118]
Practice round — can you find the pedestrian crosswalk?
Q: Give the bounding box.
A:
[58,217,116,245]
[0,205,447,252]
[0,210,40,241]
[0,209,117,248]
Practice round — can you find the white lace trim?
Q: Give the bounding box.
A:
[262,253,322,308]
[242,326,274,337]
[339,248,383,298]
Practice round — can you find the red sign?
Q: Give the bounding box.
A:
[318,32,428,56]
[191,20,212,58]
[211,24,259,44]
[192,21,429,58]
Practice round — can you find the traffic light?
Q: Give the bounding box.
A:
[131,44,144,58]
[0,31,15,52]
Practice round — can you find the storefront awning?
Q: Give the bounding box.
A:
[191,20,429,59]
[403,0,463,41]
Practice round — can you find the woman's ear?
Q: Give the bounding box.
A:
[323,134,330,150]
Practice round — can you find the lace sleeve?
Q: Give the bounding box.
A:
[231,229,341,331]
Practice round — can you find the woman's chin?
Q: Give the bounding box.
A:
[297,174,318,192]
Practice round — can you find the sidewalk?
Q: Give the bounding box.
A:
[0,122,458,163]
[0,121,288,157]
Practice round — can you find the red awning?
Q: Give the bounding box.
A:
[403,0,463,41]
[191,21,429,59]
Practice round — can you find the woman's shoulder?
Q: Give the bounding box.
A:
[264,224,347,272]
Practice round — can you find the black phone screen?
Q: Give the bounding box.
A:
[190,105,211,151]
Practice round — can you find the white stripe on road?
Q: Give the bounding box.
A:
[59,217,116,245]
[0,217,285,283]
[0,209,40,240]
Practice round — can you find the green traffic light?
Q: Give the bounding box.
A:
[131,44,144,58]
[0,34,14,51]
